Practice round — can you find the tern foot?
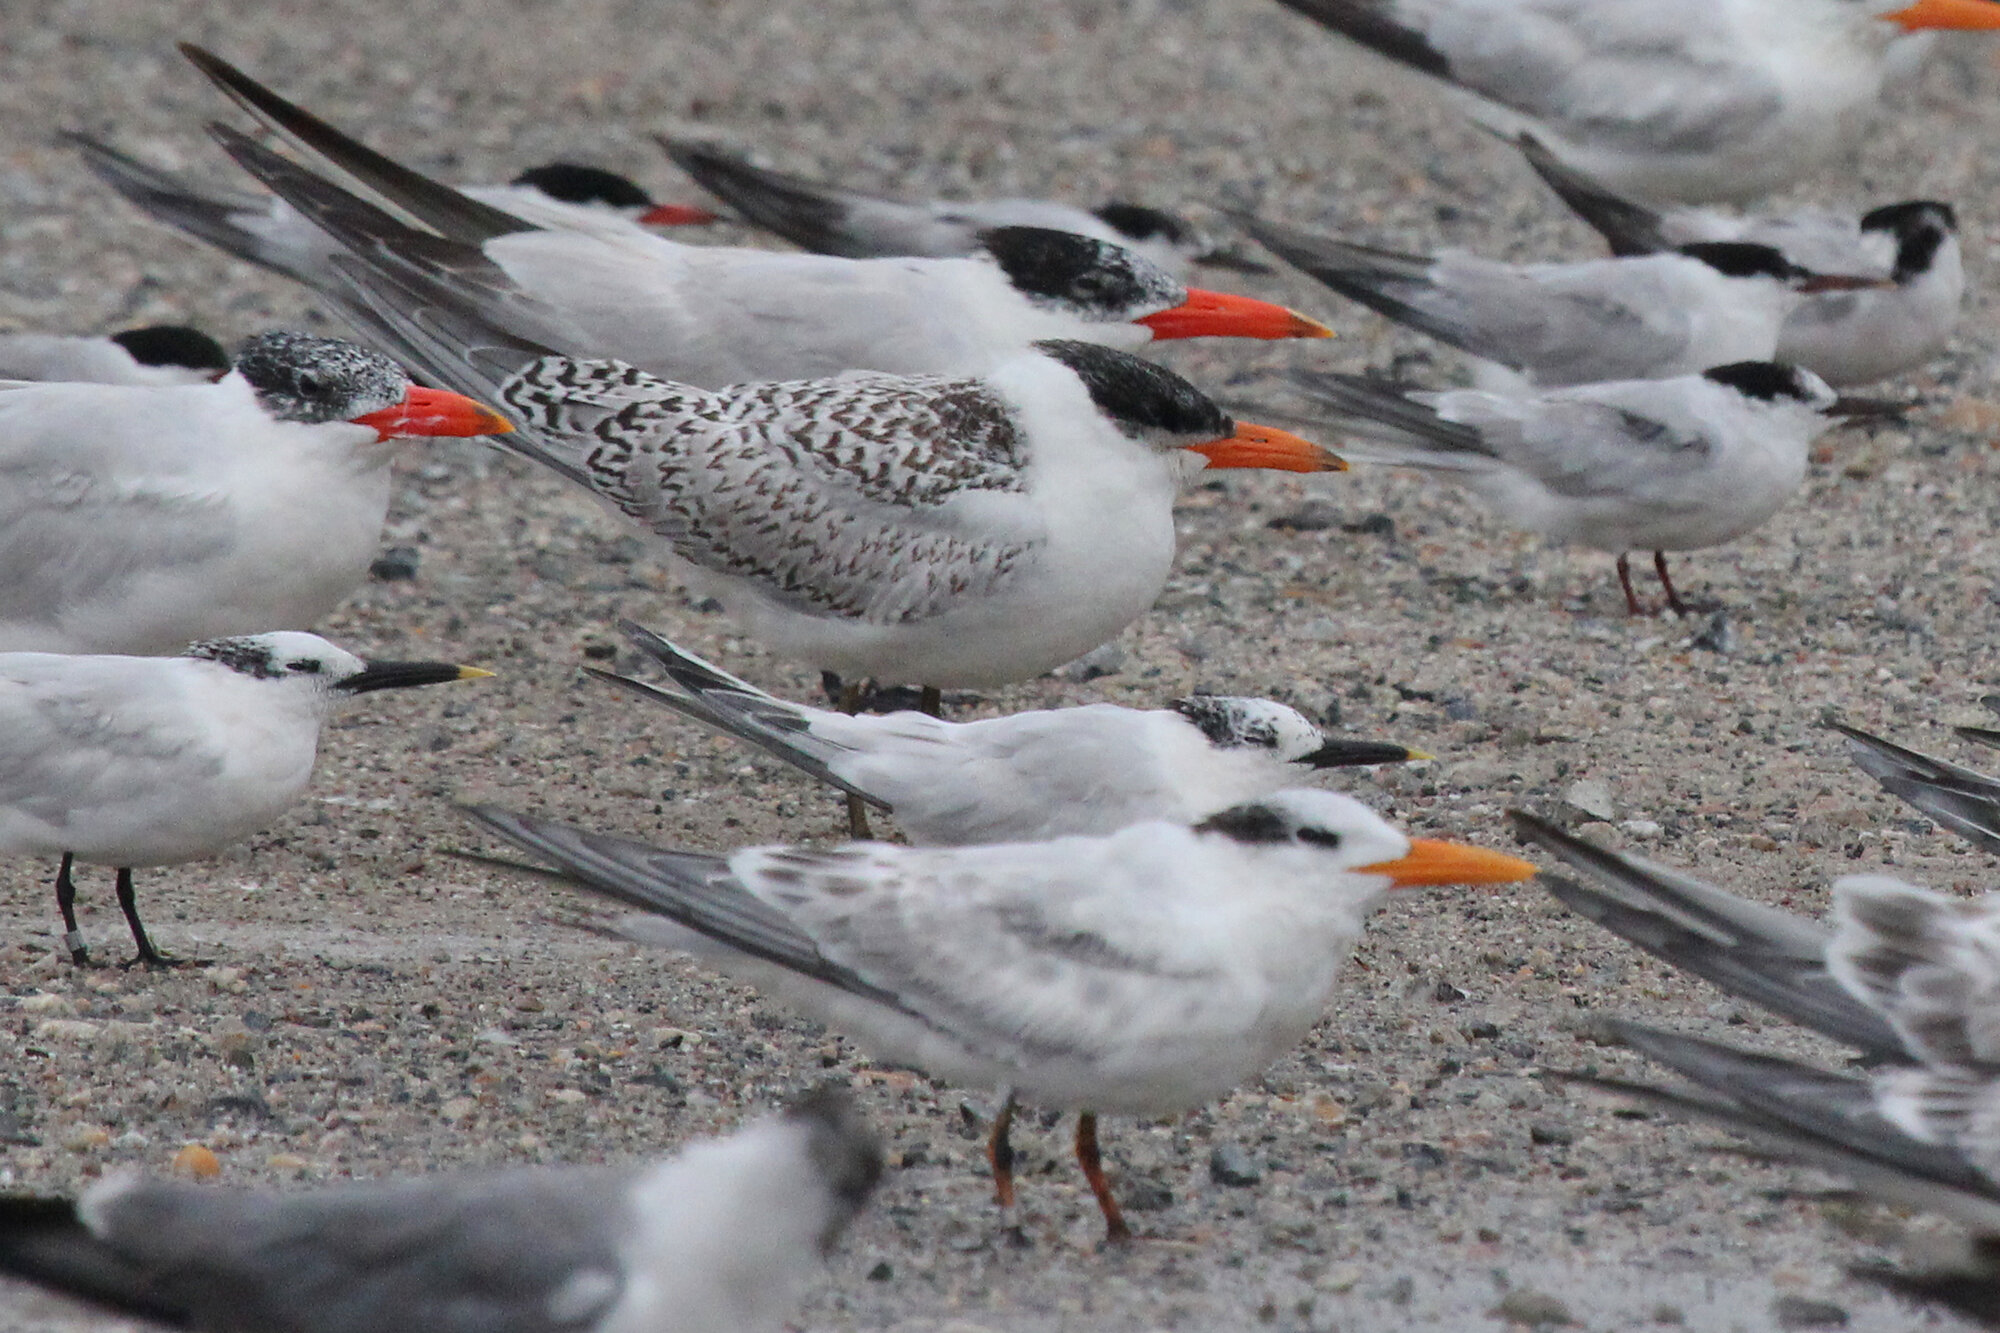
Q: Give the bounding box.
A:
[119,948,208,971]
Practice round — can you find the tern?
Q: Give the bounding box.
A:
[466,790,1536,1240]
[0,325,229,386]
[0,330,511,655]
[0,632,491,967]
[1521,137,1962,385]
[662,139,1267,277]
[592,620,1424,842]
[0,1085,879,1333]
[1273,361,1856,615]
[1268,0,2000,203]
[1242,213,1890,389]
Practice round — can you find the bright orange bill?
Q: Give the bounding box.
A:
[1189,422,1347,473]
[1883,0,2000,28]
[1137,288,1335,341]
[640,202,723,226]
[350,387,516,441]
[1358,838,1539,888]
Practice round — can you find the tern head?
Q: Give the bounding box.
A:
[109,324,230,377]
[1677,242,1892,295]
[1171,696,1421,768]
[1192,790,1538,887]
[234,332,515,442]
[182,631,494,698]
[979,227,1328,341]
[1860,200,1958,281]
[1702,361,1840,415]
[1033,339,1346,473]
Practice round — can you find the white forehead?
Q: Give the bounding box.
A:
[1174,696,1326,760]
[186,631,367,681]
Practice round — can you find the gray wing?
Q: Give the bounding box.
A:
[591,622,889,809]
[664,142,890,258]
[1509,811,1908,1058]
[1828,877,2000,1070]
[1572,1022,2000,1230]
[1836,722,2000,853]
[1240,219,1497,359]
[1515,134,1669,256]
[1279,369,1493,466]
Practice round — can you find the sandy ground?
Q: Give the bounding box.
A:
[6,1,2000,1329]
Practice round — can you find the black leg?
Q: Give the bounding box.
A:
[115,868,189,970]
[1654,550,1690,618]
[919,685,943,718]
[1075,1112,1131,1243]
[836,682,874,839]
[1616,553,1645,616]
[54,853,91,967]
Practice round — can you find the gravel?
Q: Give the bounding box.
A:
[6,2,2000,1331]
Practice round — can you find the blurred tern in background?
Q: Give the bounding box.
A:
[1835,711,2000,851]
[0,325,229,386]
[1521,137,1962,384]
[0,632,490,967]
[0,1086,878,1333]
[467,790,1535,1240]
[1268,0,2000,203]
[0,330,509,655]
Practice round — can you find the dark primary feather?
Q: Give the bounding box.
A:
[1237,217,1501,356]
[0,1195,189,1328]
[1283,369,1491,456]
[1516,134,1670,256]
[1265,0,1451,76]
[662,142,864,256]
[1508,811,1908,1058]
[181,44,529,246]
[66,132,305,281]
[1835,721,2000,853]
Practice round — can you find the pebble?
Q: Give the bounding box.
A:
[1492,1288,1576,1327]
[1562,779,1616,822]
[1209,1142,1265,1186]
[171,1144,221,1179]
[1771,1296,1849,1329]
[369,546,421,581]
[62,1124,110,1153]
[1055,642,1125,682]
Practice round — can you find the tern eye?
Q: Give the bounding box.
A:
[287,658,323,674]
[1297,828,1343,849]
[295,372,329,397]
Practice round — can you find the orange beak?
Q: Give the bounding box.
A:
[349,386,515,441]
[1882,0,2000,28]
[639,201,722,226]
[1357,838,1539,889]
[1188,422,1347,472]
[1136,288,1335,341]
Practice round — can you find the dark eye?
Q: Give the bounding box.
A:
[1297,828,1343,849]
[295,372,327,397]
[287,659,322,674]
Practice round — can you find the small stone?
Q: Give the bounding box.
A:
[1529,1122,1573,1147]
[438,1096,477,1122]
[1443,696,1479,721]
[1652,1305,1686,1325]
[1772,1296,1848,1329]
[63,1124,111,1153]
[1266,499,1342,532]
[1493,1288,1575,1326]
[1121,1176,1175,1212]
[172,1144,221,1179]
[866,1261,894,1281]
[1209,1142,1265,1186]
[1618,819,1663,838]
[265,1153,310,1171]
[34,1019,102,1042]
[1689,611,1736,654]
[550,1087,587,1105]
[1563,779,1615,822]
[369,547,421,581]
[19,993,74,1016]
[1056,642,1126,682]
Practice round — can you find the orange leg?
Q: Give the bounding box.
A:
[987,1094,1018,1209]
[1075,1112,1131,1243]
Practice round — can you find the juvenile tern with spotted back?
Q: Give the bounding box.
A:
[0,1085,878,1333]
[0,325,229,386]
[0,632,490,967]
[1268,0,2000,203]
[1521,138,1962,385]
[1271,361,1857,615]
[467,790,1534,1240]
[592,621,1424,840]
[1243,213,1890,389]
[144,46,1329,390]
[0,330,510,655]
[662,139,1266,277]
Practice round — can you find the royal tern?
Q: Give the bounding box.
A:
[200,173,1344,691]
[1275,361,1852,615]
[1514,810,2000,1318]
[591,620,1424,841]
[0,1085,879,1333]
[1242,213,1889,389]
[0,632,490,967]
[0,330,511,655]
[1835,713,2000,852]
[662,139,1267,276]
[1268,0,2000,203]
[72,133,715,289]
[466,790,1535,1239]
[1521,138,1963,385]
[0,325,229,386]
[160,48,1329,388]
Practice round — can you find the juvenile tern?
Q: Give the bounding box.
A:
[1268,0,2000,203]
[0,330,511,655]
[1243,213,1889,389]
[466,790,1536,1239]
[0,1085,879,1333]
[591,620,1424,841]
[0,325,229,386]
[662,139,1266,276]
[1,632,491,967]
[1522,138,1962,385]
[1276,361,1851,615]
[153,48,1329,389]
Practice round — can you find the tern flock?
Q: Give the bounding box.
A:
[2,1,2000,1328]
